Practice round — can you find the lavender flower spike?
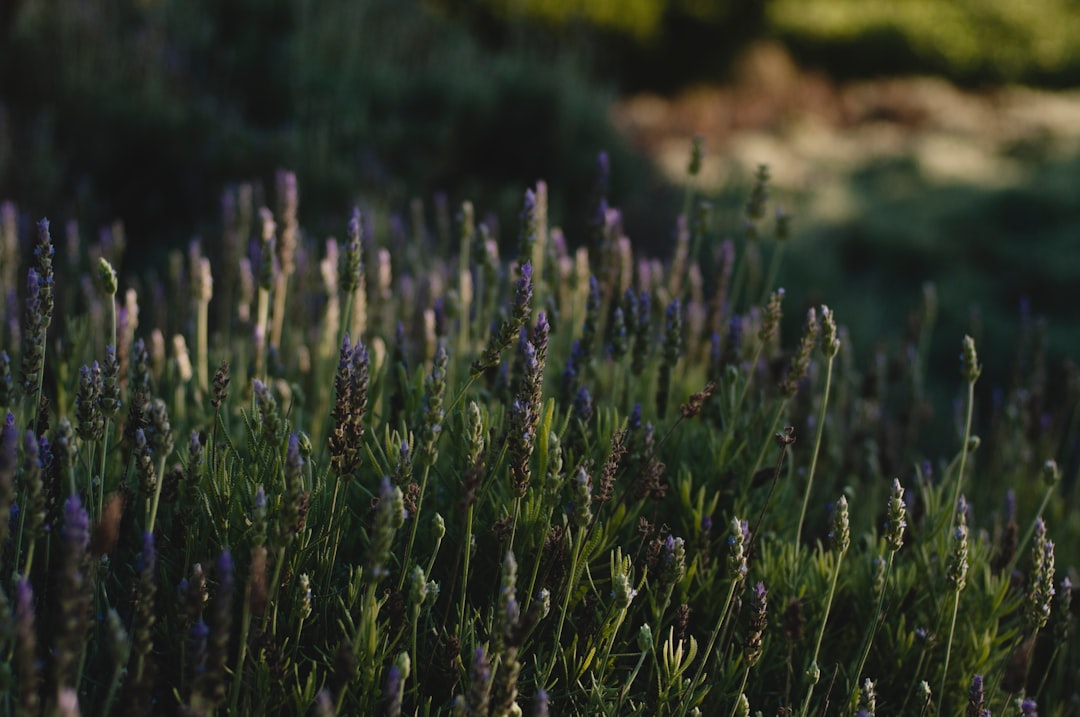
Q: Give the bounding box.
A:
[885,478,906,552]
[727,516,748,582]
[15,578,41,715]
[0,412,16,547]
[56,493,92,692]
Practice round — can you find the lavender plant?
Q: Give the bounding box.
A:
[0,151,1076,716]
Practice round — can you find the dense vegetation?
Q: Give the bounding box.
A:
[0,150,1076,714]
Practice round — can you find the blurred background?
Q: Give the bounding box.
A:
[2,0,1080,437]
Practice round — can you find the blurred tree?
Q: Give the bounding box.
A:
[439,0,768,91]
[0,0,660,264]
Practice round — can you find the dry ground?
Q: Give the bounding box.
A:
[611,42,1080,219]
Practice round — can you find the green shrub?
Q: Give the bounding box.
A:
[769,0,1080,85]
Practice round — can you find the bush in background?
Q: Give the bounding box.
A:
[0,0,660,263]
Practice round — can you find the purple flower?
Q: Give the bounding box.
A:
[743,581,768,665]
[533,312,549,360]
[138,530,156,572]
[197,548,235,706]
[0,413,15,545]
[508,397,534,498]
[217,548,235,593]
[609,306,629,360]
[533,688,549,717]
[967,674,987,717]
[131,531,158,683]
[514,262,533,321]
[580,275,601,357]
[518,189,538,260]
[0,351,12,406]
[631,289,651,375]
[190,619,210,676]
[560,340,583,404]
[596,152,610,193]
[384,665,403,717]
[15,577,40,714]
[518,329,538,377]
[725,314,743,363]
[1,412,18,476]
[467,646,492,716]
[281,433,306,540]
[63,493,90,554]
[574,385,593,426]
[341,208,364,294]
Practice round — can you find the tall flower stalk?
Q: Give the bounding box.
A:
[678,516,747,717]
[398,341,448,589]
[270,170,298,352]
[735,288,783,414]
[795,305,840,556]
[851,479,906,699]
[21,220,55,429]
[939,496,970,712]
[800,495,850,717]
[948,336,980,534]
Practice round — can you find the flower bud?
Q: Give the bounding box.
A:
[97,257,118,296]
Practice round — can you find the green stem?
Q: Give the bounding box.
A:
[728,246,749,316]
[899,644,931,715]
[409,604,421,702]
[1010,484,1055,575]
[321,475,345,600]
[506,496,523,564]
[230,595,253,713]
[445,373,480,418]
[938,588,962,714]
[542,524,587,685]
[97,421,112,520]
[734,341,766,416]
[850,551,894,699]
[269,546,287,635]
[799,550,845,717]
[102,660,125,716]
[398,463,433,592]
[749,400,788,478]
[760,242,785,305]
[601,607,627,667]
[728,665,751,717]
[677,577,740,717]
[99,296,118,520]
[1033,643,1061,702]
[20,530,36,578]
[948,379,976,533]
[146,455,168,534]
[457,503,476,636]
[106,293,117,361]
[615,634,651,712]
[795,354,835,556]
